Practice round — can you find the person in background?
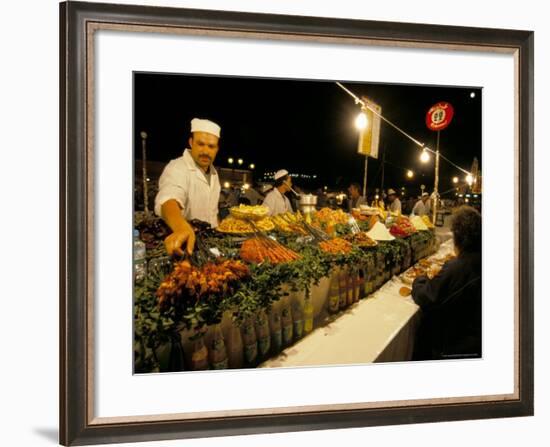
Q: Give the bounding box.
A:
[411,192,430,216]
[315,188,327,209]
[411,205,482,360]
[387,188,402,214]
[154,118,222,256]
[262,169,293,216]
[347,182,367,212]
[242,182,264,206]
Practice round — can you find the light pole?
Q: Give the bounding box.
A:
[140,131,149,218]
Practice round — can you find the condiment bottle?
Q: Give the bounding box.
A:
[268,306,282,355]
[241,318,258,367]
[303,295,314,335]
[209,324,228,370]
[281,297,294,347]
[255,310,271,361]
[226,322,243,369]
[327,270,340,314]
[190,333,209,371]
[292,300,304,341]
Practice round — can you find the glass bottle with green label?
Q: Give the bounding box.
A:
[209,324,228,370]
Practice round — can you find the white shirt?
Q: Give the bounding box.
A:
[388,198,402,214]
[154,149,221,228]
[411,200,427,216]
[262,188,292,216]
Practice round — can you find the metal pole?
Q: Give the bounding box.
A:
[433,130,440,225]
[363,155,368,198]
[140,131,149,218]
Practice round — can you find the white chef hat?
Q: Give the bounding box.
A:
[274,169,289,180]
[422,192,429,197]
[190,118,221,138]
[387,188,397,195]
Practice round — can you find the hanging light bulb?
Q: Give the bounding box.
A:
[355,109,368,130]
[406,170,414,178]
[420,149,430,163]
[465,174,474,185]
[452,176,459,184]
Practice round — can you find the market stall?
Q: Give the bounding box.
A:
[133,206,441,373]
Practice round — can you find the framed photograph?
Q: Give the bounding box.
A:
[60,1,534,445]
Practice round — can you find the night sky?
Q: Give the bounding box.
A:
[134,72,481,197]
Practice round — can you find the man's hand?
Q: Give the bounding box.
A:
[164,221,196,256]
[160,199,196,256]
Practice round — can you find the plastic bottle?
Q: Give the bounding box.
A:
[303,295,314,335]
[327,270,340,314]
[241,318,258,367]
[339,269,349,310]
[209,324,228,370]
[268,307,282,355]
[255,310,271,360]
[133,229,146,283]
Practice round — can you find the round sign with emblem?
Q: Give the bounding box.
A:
[426,102,454,131]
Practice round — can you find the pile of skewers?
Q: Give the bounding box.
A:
[240,237,301,264]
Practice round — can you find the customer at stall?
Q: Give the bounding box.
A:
[387,188,402,214]
[411,205,482,360]
[262,169,293,216]
[154,118,222,256]
[347,182,367,211]
[411,192,430,216]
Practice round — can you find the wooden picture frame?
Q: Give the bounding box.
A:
[59,1,534,445]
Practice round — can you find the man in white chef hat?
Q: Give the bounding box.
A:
[262,169,294,216]
[154,118,222,256]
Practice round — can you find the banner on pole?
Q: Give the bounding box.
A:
[357,97,382,159]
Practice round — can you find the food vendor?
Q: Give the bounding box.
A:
[411,192,430,216]
[262,169,293,216]
[411,206,482,360]
[154,118,222,256]
[347,182,367,211]
[387,188,402,214]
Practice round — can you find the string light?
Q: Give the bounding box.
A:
[406,170,414,178]
[420,149,430,163]
[355,109,368,130]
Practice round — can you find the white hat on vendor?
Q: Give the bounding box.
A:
[422,192,429,198]
[387,188,397,196]
[273,169,289,181]
[190,118,221,138]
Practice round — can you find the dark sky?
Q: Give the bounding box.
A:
[134,72,481,196]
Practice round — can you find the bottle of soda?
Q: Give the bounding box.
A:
[281,297,293,347]
[303,294,314,335]
[241,318,258,367]
[226,322,243,369]
[255,310,271,361]
[268,306,282,355]
[190,334,209,371]
[133,229,146,283]
[209,324,228,370]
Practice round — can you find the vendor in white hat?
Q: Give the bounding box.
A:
[154,118,222,256]
[262,169,293,216]
[387,188,402,214]
[411,192,430,216]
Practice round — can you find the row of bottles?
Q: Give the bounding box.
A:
[163,295,315,372]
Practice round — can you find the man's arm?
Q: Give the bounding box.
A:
[161,199,196,256]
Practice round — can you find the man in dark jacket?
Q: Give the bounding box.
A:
[411,206,482,361]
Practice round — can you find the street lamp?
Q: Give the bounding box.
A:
[237,158,243,166]
[406,170,414,179]
[228,157,234,165]
[355,109,368,130]
[420,149,430,163]
[452,176,459,184]
[249,163,255,170]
